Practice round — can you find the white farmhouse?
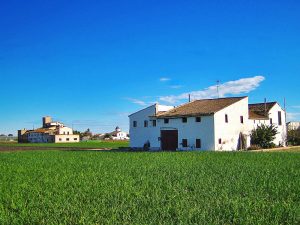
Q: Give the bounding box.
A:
[129,97,286,151]
[18,116,80,143]
[110,127,129,140]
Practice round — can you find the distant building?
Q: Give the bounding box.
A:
[18,116,80,143]
[287,121,300,131]
[109,127,129,140]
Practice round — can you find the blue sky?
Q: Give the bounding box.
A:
[1,0,300,134]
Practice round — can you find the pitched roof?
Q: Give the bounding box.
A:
[156,97,247,118]
[248,102,277,120]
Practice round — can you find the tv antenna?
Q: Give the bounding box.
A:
[216,80,220,98]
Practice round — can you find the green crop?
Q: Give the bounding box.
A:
[0,150,299,224]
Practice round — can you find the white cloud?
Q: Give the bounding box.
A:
[160,77,171,82]
[125,98,147,106]
[287,112,300,121]
[291,106,300,109]
[170,85,183,89]
[159,76,265,104]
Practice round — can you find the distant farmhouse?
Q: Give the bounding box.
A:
[18,116,80,143]
[129,97,286,151]
[109,126,129,140]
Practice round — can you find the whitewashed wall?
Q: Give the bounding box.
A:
[54,135,79,143]
[129,105,160,149]
[157,115,215,151]
[214,97,249,151]
[58,127,73,135]
[129,104,175,149]
[129,104,215,150]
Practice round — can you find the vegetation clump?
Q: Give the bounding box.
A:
[287,128,300,146]
[250,124,278,149]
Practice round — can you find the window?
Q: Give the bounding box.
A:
[182,117,187,123]
[133,121,137,127]
[152,120,156,127]
[225,114,228,123]
[240,116,244,124]
[164,118,169,124]
[254,120,256,124]
[66,138,70,141]
[196,139,201,148]
[182,139,188,147]
[67,131,70,135]
[278,111,282,125]
[59,138,62,141]
[144,120,148,127]
[196,117,201,122]
[218,138,222,144]
[74,138,78,141]
[270,118,273,124]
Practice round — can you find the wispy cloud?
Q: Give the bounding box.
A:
[287,112,300,121]
[291,106,300,109]
[124,98,147,106]
[159,77,171,82]
[159,76,265,104]
[170,85,183,89]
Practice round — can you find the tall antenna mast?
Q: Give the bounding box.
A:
[216,80,220,98]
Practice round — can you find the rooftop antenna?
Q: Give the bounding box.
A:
[284,97,287,121]
[216,80,220,98]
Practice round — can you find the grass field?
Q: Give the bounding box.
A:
[0,140,129,149]
[0,150,299,224]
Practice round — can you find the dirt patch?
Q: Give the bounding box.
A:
[0,146,113,152]
[251,146,300,152]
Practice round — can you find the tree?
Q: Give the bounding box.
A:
[287,128,300,146]
[83,128,92,137]
[8,134,13,137]
[251,124,278,149]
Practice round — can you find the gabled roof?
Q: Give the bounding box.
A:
[156,97,247,118]
[248,102,277,120]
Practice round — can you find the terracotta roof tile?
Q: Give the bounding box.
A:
[248,102,277,119]
[156,97,246,118]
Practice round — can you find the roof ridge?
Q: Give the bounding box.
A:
[249,101,277,105]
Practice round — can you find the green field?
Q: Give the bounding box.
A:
[0,140,129,149]
[0,150,299,224]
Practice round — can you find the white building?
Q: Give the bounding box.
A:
[110,127,129,140]
[249,102,287,146]
[18,116,80,143]
[129,97,286,151]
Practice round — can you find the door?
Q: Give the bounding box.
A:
[161,130,178,151]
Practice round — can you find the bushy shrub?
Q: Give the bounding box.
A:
[287,129,300,146]
[251,124,278,149]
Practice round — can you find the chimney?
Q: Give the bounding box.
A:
[43,116,52,128]
[188,94,191,103]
